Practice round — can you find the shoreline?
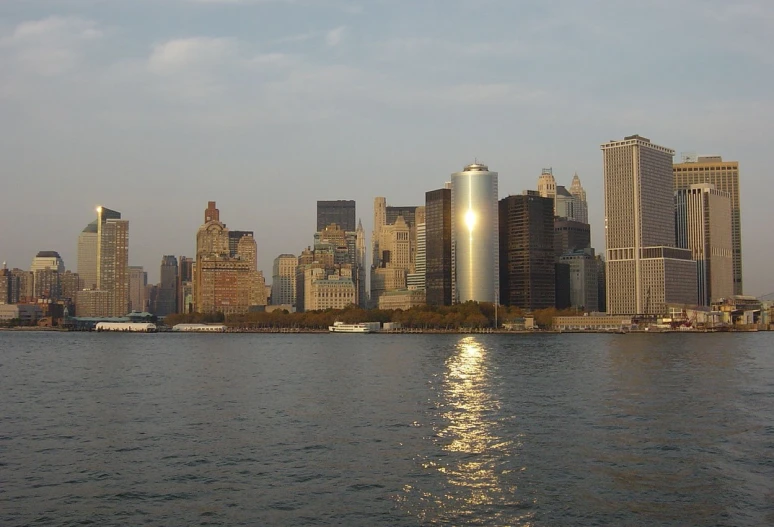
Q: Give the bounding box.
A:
[1,327,766,334]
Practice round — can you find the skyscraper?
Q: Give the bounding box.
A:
[498,192,555,310]
[317,200,356,232]
[128,266,147,312]
[451,163,498,303]
[569,173,589,224]
[78,208,119,290]
[30,251,65,300]
[178,256,194,314]
[272,254,298,306]
[228,231,254,258]
[425,188,452,306]
[194,201,266,315]
[156,255,178,316]
[96,207,130,317]
[673,155,743,295]
[675,183,733,305]
[601,135,696,315]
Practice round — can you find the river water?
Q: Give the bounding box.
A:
[1,332,772,526]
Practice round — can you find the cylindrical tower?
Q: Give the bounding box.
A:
[451,163,499,303]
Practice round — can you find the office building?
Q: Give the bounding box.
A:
[451,163,498,303]
[96,207,130,317]
[194,202,267,315]
[228,230,254,258]
[538,169,589,223]
[675,183,734,305]
[602,135,697,315]
[499,192,555,310]
[674,155,743,294]
[0,264,11,304]
[78,208,120,291]
[407,221,426,290]
[317,200,356,232]
[30,251,65,300]
[178,256,194,314]
[554,219,591,257]
[128,266,148,312]
[559,248,599,312]
[425,188,452,306]
[272,254,298,306]
[155,255,178,316]
[371,198,424,305]
[569,173,589,224]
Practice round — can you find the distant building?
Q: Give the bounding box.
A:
[156,255,178,316]
[425,188,452,306]
[60,271,82,303]
[554,219,591,258]
[371,197,423,305]
[451,163,499,303]
[559,248,599,312]
[128,266,147,313]
[0,264,11,304]
[317,200,356,232]
[602,135,697,315]
[596,255,607,313]
[178,256,194,314]
[0,304,42,325]
[30,251,65,300]
[75,289,112,318]
[193,202,266,315]
[272,254,298,306]
[96,207,130,317]
[498,191,555,310]
[675,183,733,305]
[305,267,356,311]
[538,168,589,223]
[378,289,426,310]
[228,231,254,258]
[406,221,426,290]
[674,155,743,294]
[569,173,589,224]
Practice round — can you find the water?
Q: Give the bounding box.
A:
[1,332,772,526]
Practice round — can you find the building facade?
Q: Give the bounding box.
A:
[498,192,555,310]
[194,202,266,315]
[425,188,452,306]
[128,266,148,312]
[156,255,178,316]
[317,200,356,232]
[675,183,733,305]
[674,155,743,295]
[558,248,599,312]
[451,163,498,303]
[554,219,591,258]
[602,135,697,315]
[272,254,298,306]
[96,207,130,317]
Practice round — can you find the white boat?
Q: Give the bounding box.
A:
[172,323,227,333]
[328,321,380,333]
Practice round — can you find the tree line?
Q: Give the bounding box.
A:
[163,303,580,330]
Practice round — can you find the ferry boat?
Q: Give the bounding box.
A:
[172,323,227,333]
[328,321,380,333]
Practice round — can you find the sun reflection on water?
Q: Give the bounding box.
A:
[400,336,533,525]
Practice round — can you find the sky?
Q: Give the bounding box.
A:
[0,0,772,296]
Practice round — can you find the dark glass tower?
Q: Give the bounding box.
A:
[425,188,452,306]
[155,255,178,316]
[317,200,356,232]
[499,192,556,310]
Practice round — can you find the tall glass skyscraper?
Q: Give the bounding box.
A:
[451,163,498,303]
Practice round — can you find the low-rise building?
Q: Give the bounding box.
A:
[552,314,634,332]
[0,304,43,324]
[378,289,426,310]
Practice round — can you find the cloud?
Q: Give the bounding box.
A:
[148,37,237,73]
[0,16,103,77]
[325,26,346,47]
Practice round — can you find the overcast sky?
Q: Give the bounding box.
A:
[1,0,772,295]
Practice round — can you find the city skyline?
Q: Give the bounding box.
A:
[1,1,772,296]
